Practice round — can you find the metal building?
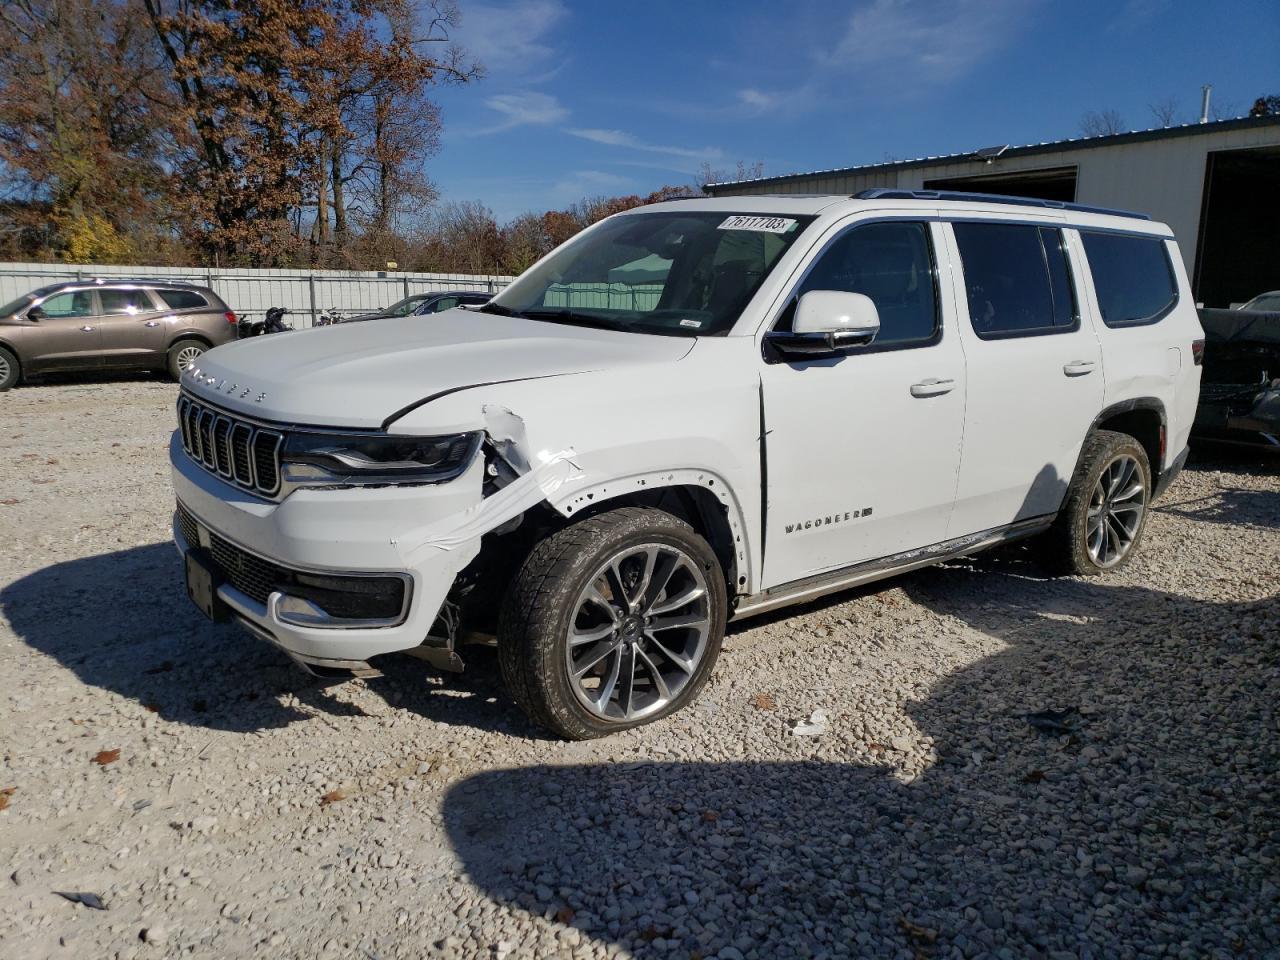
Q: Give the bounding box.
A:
[705,115,1280,308]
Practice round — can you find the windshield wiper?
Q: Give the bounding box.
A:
[475,302,526,318]
[520,308,630,332]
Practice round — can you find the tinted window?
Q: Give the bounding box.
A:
[1080,232,1177,327]
[99,289,155,315]
[428,297,459,313]
[38,291,94,318]
[790,221,938,347]
[953,223,1076,338]
[157,289,209,310]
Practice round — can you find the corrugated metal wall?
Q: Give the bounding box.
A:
[710,123,1280,281]
[0,262,513,329]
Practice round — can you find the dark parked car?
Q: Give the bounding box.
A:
[1193,305,1280,450]
[340,290,490,324]
[0,279,237,389]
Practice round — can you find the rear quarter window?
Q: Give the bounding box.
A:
[157,289,210,310]
[1080,232,1178,327]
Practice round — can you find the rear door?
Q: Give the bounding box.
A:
[759,219,966,588]
[96,287,167,367]
[944,219,1104,536]
[23,289,101,371]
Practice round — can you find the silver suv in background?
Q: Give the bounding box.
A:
[0,280,237,389]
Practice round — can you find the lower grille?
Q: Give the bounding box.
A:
[176,503,408,622]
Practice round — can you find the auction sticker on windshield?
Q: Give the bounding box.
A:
[718,215,798,233]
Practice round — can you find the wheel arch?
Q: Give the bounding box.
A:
[1091,398,1166,483]
[553,470,753,597]
[166,331,214,350]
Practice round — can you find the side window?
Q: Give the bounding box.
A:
[1080,232,1177,327]
[98,289,155,315]
[429,297,459,313]
[789,221,939,347]
[952,223,1077,338]
[37,291,94,318]
[157,289,209,310]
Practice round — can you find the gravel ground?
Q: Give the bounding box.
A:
[1,376,1277,960]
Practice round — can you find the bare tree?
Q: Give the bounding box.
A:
[1148,98,1181,128]
[1079,109,1126,138]
[695,160,765,194]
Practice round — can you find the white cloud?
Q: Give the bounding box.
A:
[567,128,723,161]
[828,0,1033,84]
[456,0,568,77]
[738,89,782,111]
[465,91,569,135]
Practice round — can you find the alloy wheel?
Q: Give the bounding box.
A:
[0,353,10,384]
[565,543,712,722]
[1086,454,1147,568]
[176,345,204,371]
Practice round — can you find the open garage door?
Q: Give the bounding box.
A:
[1195,146,1280,307]
[923,165,1077,202]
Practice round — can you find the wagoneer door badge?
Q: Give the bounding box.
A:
[784,508,873,535]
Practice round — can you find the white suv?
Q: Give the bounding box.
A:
[171,190,1203,739]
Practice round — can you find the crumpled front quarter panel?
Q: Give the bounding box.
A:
[392,337,765,590]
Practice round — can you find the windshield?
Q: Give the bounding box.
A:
[0,293,35,318]
[488,211,815,336]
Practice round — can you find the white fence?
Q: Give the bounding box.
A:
[0,262,514,328]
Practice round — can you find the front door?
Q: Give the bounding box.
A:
[944,221,1105,536]
[23,290,101,371]
[759,219,966,589]
[96,287,168,367]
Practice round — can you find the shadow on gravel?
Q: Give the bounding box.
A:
[1,542,527,735]
[444,568,1278,958]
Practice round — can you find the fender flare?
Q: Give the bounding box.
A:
[553,468,755,594]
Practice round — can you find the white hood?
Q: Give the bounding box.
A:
[181,309,696,430]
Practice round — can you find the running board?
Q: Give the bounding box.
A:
[731,515,1054,620]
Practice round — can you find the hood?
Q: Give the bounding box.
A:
[180,308,696,430]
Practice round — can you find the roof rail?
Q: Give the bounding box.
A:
[81,276,202,286]
[853,188,1151,220]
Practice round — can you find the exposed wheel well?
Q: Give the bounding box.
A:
[570,485,740,592]
[1095,405,1164,482]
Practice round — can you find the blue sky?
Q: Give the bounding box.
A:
[430,0,1280,223]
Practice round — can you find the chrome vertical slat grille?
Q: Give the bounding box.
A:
[176,394,284,497]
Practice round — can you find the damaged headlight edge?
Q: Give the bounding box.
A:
[280,431,483,486]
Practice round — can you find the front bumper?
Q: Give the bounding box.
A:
[169,432,483,670]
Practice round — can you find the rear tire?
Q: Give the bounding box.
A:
[498,507,727,740]
[0,346,18,390]
[167,339,206,381]
[1040,430,1151,576]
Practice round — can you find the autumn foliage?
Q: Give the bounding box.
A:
[0,1,719,273]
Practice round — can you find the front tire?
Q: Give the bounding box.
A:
[498,507,727,740]
[1040,430,1151,576]
[167,339,207,381]
[0,346,18,391]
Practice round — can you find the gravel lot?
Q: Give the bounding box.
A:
[1,376,1277,960]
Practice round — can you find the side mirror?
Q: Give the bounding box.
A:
[764,290,880,361]
[26,305,45,321]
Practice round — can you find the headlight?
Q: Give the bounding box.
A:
[280,431,481,486]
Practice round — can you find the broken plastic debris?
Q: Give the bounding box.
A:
[791,709,830,737]
[54,891,107,910]
[1024,707,1081,736]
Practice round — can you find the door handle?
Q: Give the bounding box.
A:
[910,378,955,398]
[1063,360,1096,377]
[144,321,160,327]
[79,325,95,332]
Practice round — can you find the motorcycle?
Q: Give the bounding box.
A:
[314,307,344,327]
[238,307,292,338]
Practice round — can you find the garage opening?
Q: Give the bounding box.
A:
[923,165,1077,202]
[1194,145,1280,307]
